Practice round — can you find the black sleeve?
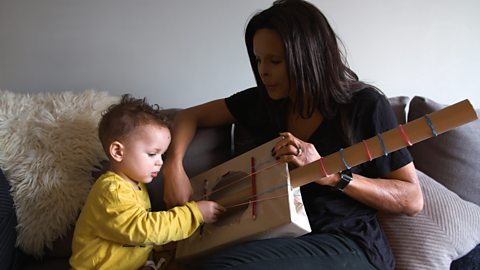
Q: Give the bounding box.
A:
[352,89,413,178]
[224,87,260,125]
[225,87,283,154]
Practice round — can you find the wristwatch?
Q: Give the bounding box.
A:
[336,169,353,192]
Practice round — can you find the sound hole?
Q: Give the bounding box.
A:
[209,171,250,226]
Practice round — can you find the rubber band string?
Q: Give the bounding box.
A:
[200,179,209,236]
[198,152,294,213]
[225,183,288,209]
[201,157,286,215]
[202,179,209,200]
[226,193,288,209]
[206,158,280,198]
[338,148,351,170]
[424,115,438,137]
[398,124,413,146]
[250,157,257,220]
[319,157,329,177]
[362,140,373,161]
[376,133,388,156]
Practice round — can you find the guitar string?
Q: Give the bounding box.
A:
[203,157,281,198]
[198,156,300,209]
[199,190,298,239]
[226,193,289,209]
[223,182,288,209]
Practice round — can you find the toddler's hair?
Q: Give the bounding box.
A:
[98,94,169,156]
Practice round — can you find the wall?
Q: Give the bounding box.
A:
[0,0,479,108]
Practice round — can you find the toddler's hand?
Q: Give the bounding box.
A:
[196,201,226,224]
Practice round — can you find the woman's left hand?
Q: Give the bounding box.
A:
[271,132,321,168]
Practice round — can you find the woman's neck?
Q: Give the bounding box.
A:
[287,108,323,141]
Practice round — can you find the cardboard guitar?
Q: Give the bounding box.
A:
[176,99,478,260]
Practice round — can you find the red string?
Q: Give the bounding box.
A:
[200,179,208,236]
[203,179,208,199]
[206,159,281,198]
[226,193,289,209]
[398,124,413,146]
[319,157,328,177]
[362,140,373,161]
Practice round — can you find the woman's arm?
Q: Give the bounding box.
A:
[273,133,423,216]
[334,162,423,216]
[162,99,235,208]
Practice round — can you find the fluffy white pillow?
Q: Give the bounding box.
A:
[0,90,119,257]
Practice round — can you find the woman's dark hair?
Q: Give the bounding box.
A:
[245,0,368,143]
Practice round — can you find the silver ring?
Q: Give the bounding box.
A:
[295,147,302,156]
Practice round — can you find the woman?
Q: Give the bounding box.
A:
[163,0,423,269]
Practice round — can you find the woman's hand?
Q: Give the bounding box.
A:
[271,132,321,169]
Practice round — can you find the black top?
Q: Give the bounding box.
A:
[225,87,413,270]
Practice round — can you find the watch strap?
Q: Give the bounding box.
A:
[336,169,352,192]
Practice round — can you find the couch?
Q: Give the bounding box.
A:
[0,90,479,270]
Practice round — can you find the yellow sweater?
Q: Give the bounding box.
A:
[70,171,203,270]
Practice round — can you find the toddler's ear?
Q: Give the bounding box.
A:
[109,141,124,162]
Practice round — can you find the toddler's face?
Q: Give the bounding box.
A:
[119,124,171,185]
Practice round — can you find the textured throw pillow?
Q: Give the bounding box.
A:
[0,167,17,270]
[378,170,480,270]
[407,96,479,206]
[0,90,119,257]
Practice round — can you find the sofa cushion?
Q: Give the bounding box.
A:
[407,96,480,206]
[451,244,480,270]
[378,170,480,270]
[0,168,18,270]
[388,96,409,124]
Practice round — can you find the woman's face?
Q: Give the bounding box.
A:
[253,28,292,100]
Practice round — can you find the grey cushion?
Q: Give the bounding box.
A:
[388,96,409,124]
[378,170,480,270]
[182,125,232,177]
[407,96,480,205]
[0,168,18,270]
[451,244,480,270]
